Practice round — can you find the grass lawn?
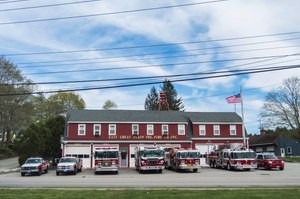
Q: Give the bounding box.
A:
[0,189,300,199]
[283,157,300,163]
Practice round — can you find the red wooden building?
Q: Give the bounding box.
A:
[62,110,247,168]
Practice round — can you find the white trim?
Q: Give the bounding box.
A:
[93,124,101,136]
[191,137,248,140]
[132,124,139,135]
[213,125,220,136]
[199,125,206,136]
[230,125,236,135]
[162,124,168,135]
[192,122,242,125]
[178,124,185,135]
[63,140,192,144]
[78,124,86,136]
[109,124,116,135]
[147,124,154,135]
[69,121,188,125]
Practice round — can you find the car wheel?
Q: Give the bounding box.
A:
[38,170,42,176]
[21,173,25,176]
[264,164,270,170]
[45,167,48,173]
[193,169,198,172]
[280,167,284,170]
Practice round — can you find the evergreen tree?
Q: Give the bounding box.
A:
[144,86,159,110]
[160,80,185,111]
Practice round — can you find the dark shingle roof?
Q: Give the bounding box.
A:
[67,110,242,123]
[187,112,242,123]
[249,133,279,146]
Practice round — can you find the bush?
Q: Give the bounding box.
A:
[0,144,15,159]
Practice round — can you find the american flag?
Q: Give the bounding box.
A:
[226,93,242,104]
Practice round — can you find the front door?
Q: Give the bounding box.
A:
[280,148,285,157]
[120,151,128,167]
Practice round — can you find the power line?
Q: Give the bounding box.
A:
[17,44,300,69]
[1,63,300,96]
[0,0,229,25]
[4,31,300,57]
[0,0,32,4]
[22,53,300,75]
[0,0,103,12]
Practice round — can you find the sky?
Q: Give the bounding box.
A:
[1,0,300,135]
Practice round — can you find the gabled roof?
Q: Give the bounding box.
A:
[187,112,242,123]
[67,109,242,123]
[249,133,279,146]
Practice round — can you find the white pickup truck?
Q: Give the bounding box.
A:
[56,157,83,175]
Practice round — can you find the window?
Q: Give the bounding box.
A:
[213,125,220,136]
[178,125,185,135]
[199,125,206,135]
[287,147,292,155]
[147,124,154,135]
[94,124,101,136]
[162,125,168,135]
[132,124,139,135]
[78,124,86,135]
[230,125,236,135]
[109,124,116,135]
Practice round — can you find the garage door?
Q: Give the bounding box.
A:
[64,145,91,168]
[195,144,218,166]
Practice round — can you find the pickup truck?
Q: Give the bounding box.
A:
[56,157,83,175]
[21,157,49,176]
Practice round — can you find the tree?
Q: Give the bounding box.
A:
[102,100,117,110]
[160,80,185,111]
[34,92,86,122]
[0,56,34,145]
[260,77,300,139]
[144,86,159,110]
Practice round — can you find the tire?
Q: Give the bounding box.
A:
[264,164,270,170]
[158,169,162,173]
[78,166,82,172]
[56,172,59,176]
[227,163,231,171]
[213,161,216,168]
[45,167,48,173]
[193,169,198,172]
[21,173,25,176]
[280,167,284,170]
[38,170,42,176]
[115,171,119,174]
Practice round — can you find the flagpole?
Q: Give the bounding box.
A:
[240,87,246,148]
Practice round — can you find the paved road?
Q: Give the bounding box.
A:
[0,163,300,188]
[0,157,19,172]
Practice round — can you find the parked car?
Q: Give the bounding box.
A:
[21,157,49,176]
[56,157,83,175]
[256,153,284,170]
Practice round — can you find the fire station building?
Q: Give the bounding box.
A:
[62,109,247,168]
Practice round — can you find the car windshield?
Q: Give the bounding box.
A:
[178,151,201,158]
[95,151,118,159]
[59,158,76,163]
[141,150,164,157]
[26,159,41,164]
[233,152,256,159]
[264,154,278,159]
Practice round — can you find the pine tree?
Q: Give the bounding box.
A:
[160,80,185,111]
[144,86,159,110]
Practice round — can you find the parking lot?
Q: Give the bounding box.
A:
[0,163,300,188]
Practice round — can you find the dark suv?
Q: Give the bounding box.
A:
[256,153,284,170]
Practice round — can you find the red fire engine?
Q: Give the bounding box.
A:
[207,144,257,171]
[94,146,119,174]
[164,147,201,172]
[135,146,165,173]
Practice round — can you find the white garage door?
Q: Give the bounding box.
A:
[64,145,91,168]
[195,144,218,166]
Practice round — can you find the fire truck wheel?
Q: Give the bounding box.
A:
[193,169,198,172]
[213,161,216,168]
[115,171,119,174]
[158,169,162,173]
[227,163,231,171]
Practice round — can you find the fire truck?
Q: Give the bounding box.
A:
[135,146,165,173]
[94,146,119,174]
[207,144,257,171]
[164,148,201,172]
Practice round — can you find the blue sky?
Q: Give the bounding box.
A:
[1,0,300,134]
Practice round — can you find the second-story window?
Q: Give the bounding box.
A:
[230,125,236,135]
[213,125,220,136]
[147,124,154,135]
[199,125,206,135]
[78,124,86,136]
[162,125,168,135]
[178,125,185,135]
[94,124,101,136]
[132,124,139,135]
[109,124,116,135]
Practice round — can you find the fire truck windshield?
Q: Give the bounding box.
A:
[141,150,164,157]
[178,152,200,158]
[232,152,256,159]
[94,151,118,159]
